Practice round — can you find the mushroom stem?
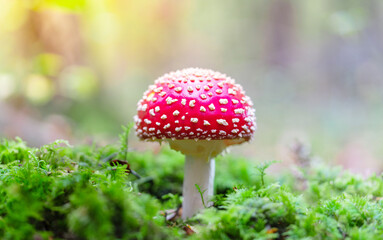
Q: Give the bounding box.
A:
[182,155,215,219]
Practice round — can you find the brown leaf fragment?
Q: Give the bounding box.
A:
[267,227,278,234]
[162,206,182,221]
[183,224,196,235]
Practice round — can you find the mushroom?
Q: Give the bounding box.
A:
[134,68,256,219]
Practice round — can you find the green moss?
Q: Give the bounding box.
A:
[1,133,383,239]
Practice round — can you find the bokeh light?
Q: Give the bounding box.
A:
[0,0,382,174]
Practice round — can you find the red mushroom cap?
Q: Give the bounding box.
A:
[134,68,256,142]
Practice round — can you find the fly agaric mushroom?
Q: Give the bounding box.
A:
[134,68,256,219]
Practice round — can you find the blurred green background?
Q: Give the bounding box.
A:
[0,0,382,174]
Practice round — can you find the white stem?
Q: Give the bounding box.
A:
[182,155,215,220]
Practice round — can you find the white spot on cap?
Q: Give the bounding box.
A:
[134,115,140,122]
[217,82,224,88]
[163,123,170,129]
[168,84,175,89]
[181,99,186,105]
[175,120,179,123]
[216,89,223,94]
[173,110,180,116]
[196,85,201,90]
[144,119,152,124]
[228,88,236,95]
[175,87,182,92]
[219,130,226,135]
[191,118,198,123]
[232,99,239,104]
[208,92,213,96]
[208,104,215,111]
[175,127,182,132]
[161,114,167,120]
[189,132,194,135]
[152,97,157,102]
[219,99,228,105]
[204,120,210,125]
[211,129,217,133]
[244,117,251,122]
[155,106,160,112]
[149,128,155,132]
[185,126,191,130]
[156,122,161,126]
[141,104,148,111]
[166,97,178,105]
[157,130,161,134]
[159,92,166,97]
[204,85,210,90]
[200,106,206,112]
[200,94,207,99]
[197,128,203,132]
[187,86,193,92]
[189,100,196,107]
[221,108,227,112]
[149,109,155,116]
[216,119,228,126]
[231,129,239,133]
[232,118,240,123]
[234,108,245,114]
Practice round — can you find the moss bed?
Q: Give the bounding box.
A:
[1,128,383,239]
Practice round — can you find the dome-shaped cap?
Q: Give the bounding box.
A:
[134,68,256,142]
